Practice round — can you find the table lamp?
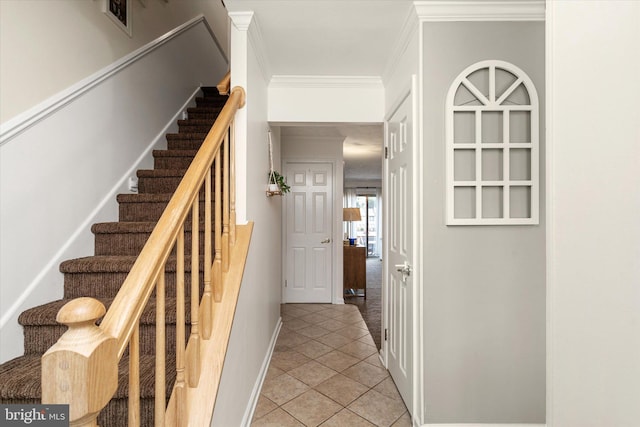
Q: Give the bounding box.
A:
[343,207,361,246]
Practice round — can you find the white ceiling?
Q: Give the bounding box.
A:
[224,1,413,183]
[225,0,413,77]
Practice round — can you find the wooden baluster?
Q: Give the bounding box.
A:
[213,151,223,302]
[175,227,186,427]
[41,298,117,427]
[202,168,213,339]
[222,131,230,272]
[230,122,237,246]
[129,324,141,427]
[155,272,166,427]
[188,195,201,387]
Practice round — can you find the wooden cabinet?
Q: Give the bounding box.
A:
[343,246,366,298]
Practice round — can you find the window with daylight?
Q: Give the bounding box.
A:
[446,60,539,225]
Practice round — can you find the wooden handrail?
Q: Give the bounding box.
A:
[42,83,247,426]
[216,71,230,95]
[101,86,245,357]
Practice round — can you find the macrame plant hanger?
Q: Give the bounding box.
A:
[266,130,281,196]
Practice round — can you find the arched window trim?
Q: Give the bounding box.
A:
[445,60,539,225]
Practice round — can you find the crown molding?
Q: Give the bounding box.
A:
[269,75,383,90]
[414,0,545,21]
[246,14,272,81]
[382,5,419,84]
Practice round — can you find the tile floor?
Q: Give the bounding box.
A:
[251,303,410,427]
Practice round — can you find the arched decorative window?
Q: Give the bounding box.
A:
[446,60,539,225]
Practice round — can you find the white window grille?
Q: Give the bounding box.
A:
[446,60,539,225]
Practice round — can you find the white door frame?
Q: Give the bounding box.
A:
[282,157,344,304]
[382,75,424,424]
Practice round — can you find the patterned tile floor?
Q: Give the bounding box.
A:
[251,304,410,427]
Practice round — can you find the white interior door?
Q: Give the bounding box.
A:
[284,162,333,303]
[386,91,414,410]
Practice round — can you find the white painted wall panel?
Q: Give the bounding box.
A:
[210,20,283,425]
[269,84,385,123]
[547,2,640,425]
[0,0,228,123]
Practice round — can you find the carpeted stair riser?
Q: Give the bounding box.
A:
[20,298,192,356]
[137,170,219,195]
[177,119,217,134]
[186,107,223,120]
[0,354,176,427]
[166,133,208,150]
[61,256,205,299]
[153,150,198,169]
[153,147,225,170]
[93,222,214,257]
[117,194,212,222]
[195,96,227,108]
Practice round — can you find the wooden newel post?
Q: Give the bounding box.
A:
[42,298,118,427]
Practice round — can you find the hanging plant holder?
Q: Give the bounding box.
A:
[266,131,290,197]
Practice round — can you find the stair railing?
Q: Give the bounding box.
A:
[41,78,248,426]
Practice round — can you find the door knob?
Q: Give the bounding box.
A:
[395,261,412,282]
[321,238,331,244]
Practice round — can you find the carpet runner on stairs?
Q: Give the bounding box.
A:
[0,87,226,426]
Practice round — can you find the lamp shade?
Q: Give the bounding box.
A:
[343,207,361,222]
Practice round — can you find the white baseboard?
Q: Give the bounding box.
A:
[241,317,283,426]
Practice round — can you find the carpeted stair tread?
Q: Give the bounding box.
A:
[117,193,174,203]
[137,169,188,178]
[166,133,208,141]
[0,354,176,401]
[92,221,208,234]
[152,149,198,158]
[92,222,157,234]
[177,119,217,126]
[0,356,41,401]
[18,297,191,328]
[61,255,204,274]
[60,255,138,273]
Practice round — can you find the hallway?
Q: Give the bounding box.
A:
[251,304,409,426]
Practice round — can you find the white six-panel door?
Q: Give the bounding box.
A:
[386,92,414,410]
[284,162,334,303]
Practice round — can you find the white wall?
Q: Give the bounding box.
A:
[547,2,640,426]
[210,13,283,426]
[281,136,346,304]
[0,18,228,362]
[268,77,385,123]
[0,0,228,124]
[421,22,546,423]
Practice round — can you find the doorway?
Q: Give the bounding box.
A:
[283,161,334,303]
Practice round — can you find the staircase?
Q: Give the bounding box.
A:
[0,87,228,426]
